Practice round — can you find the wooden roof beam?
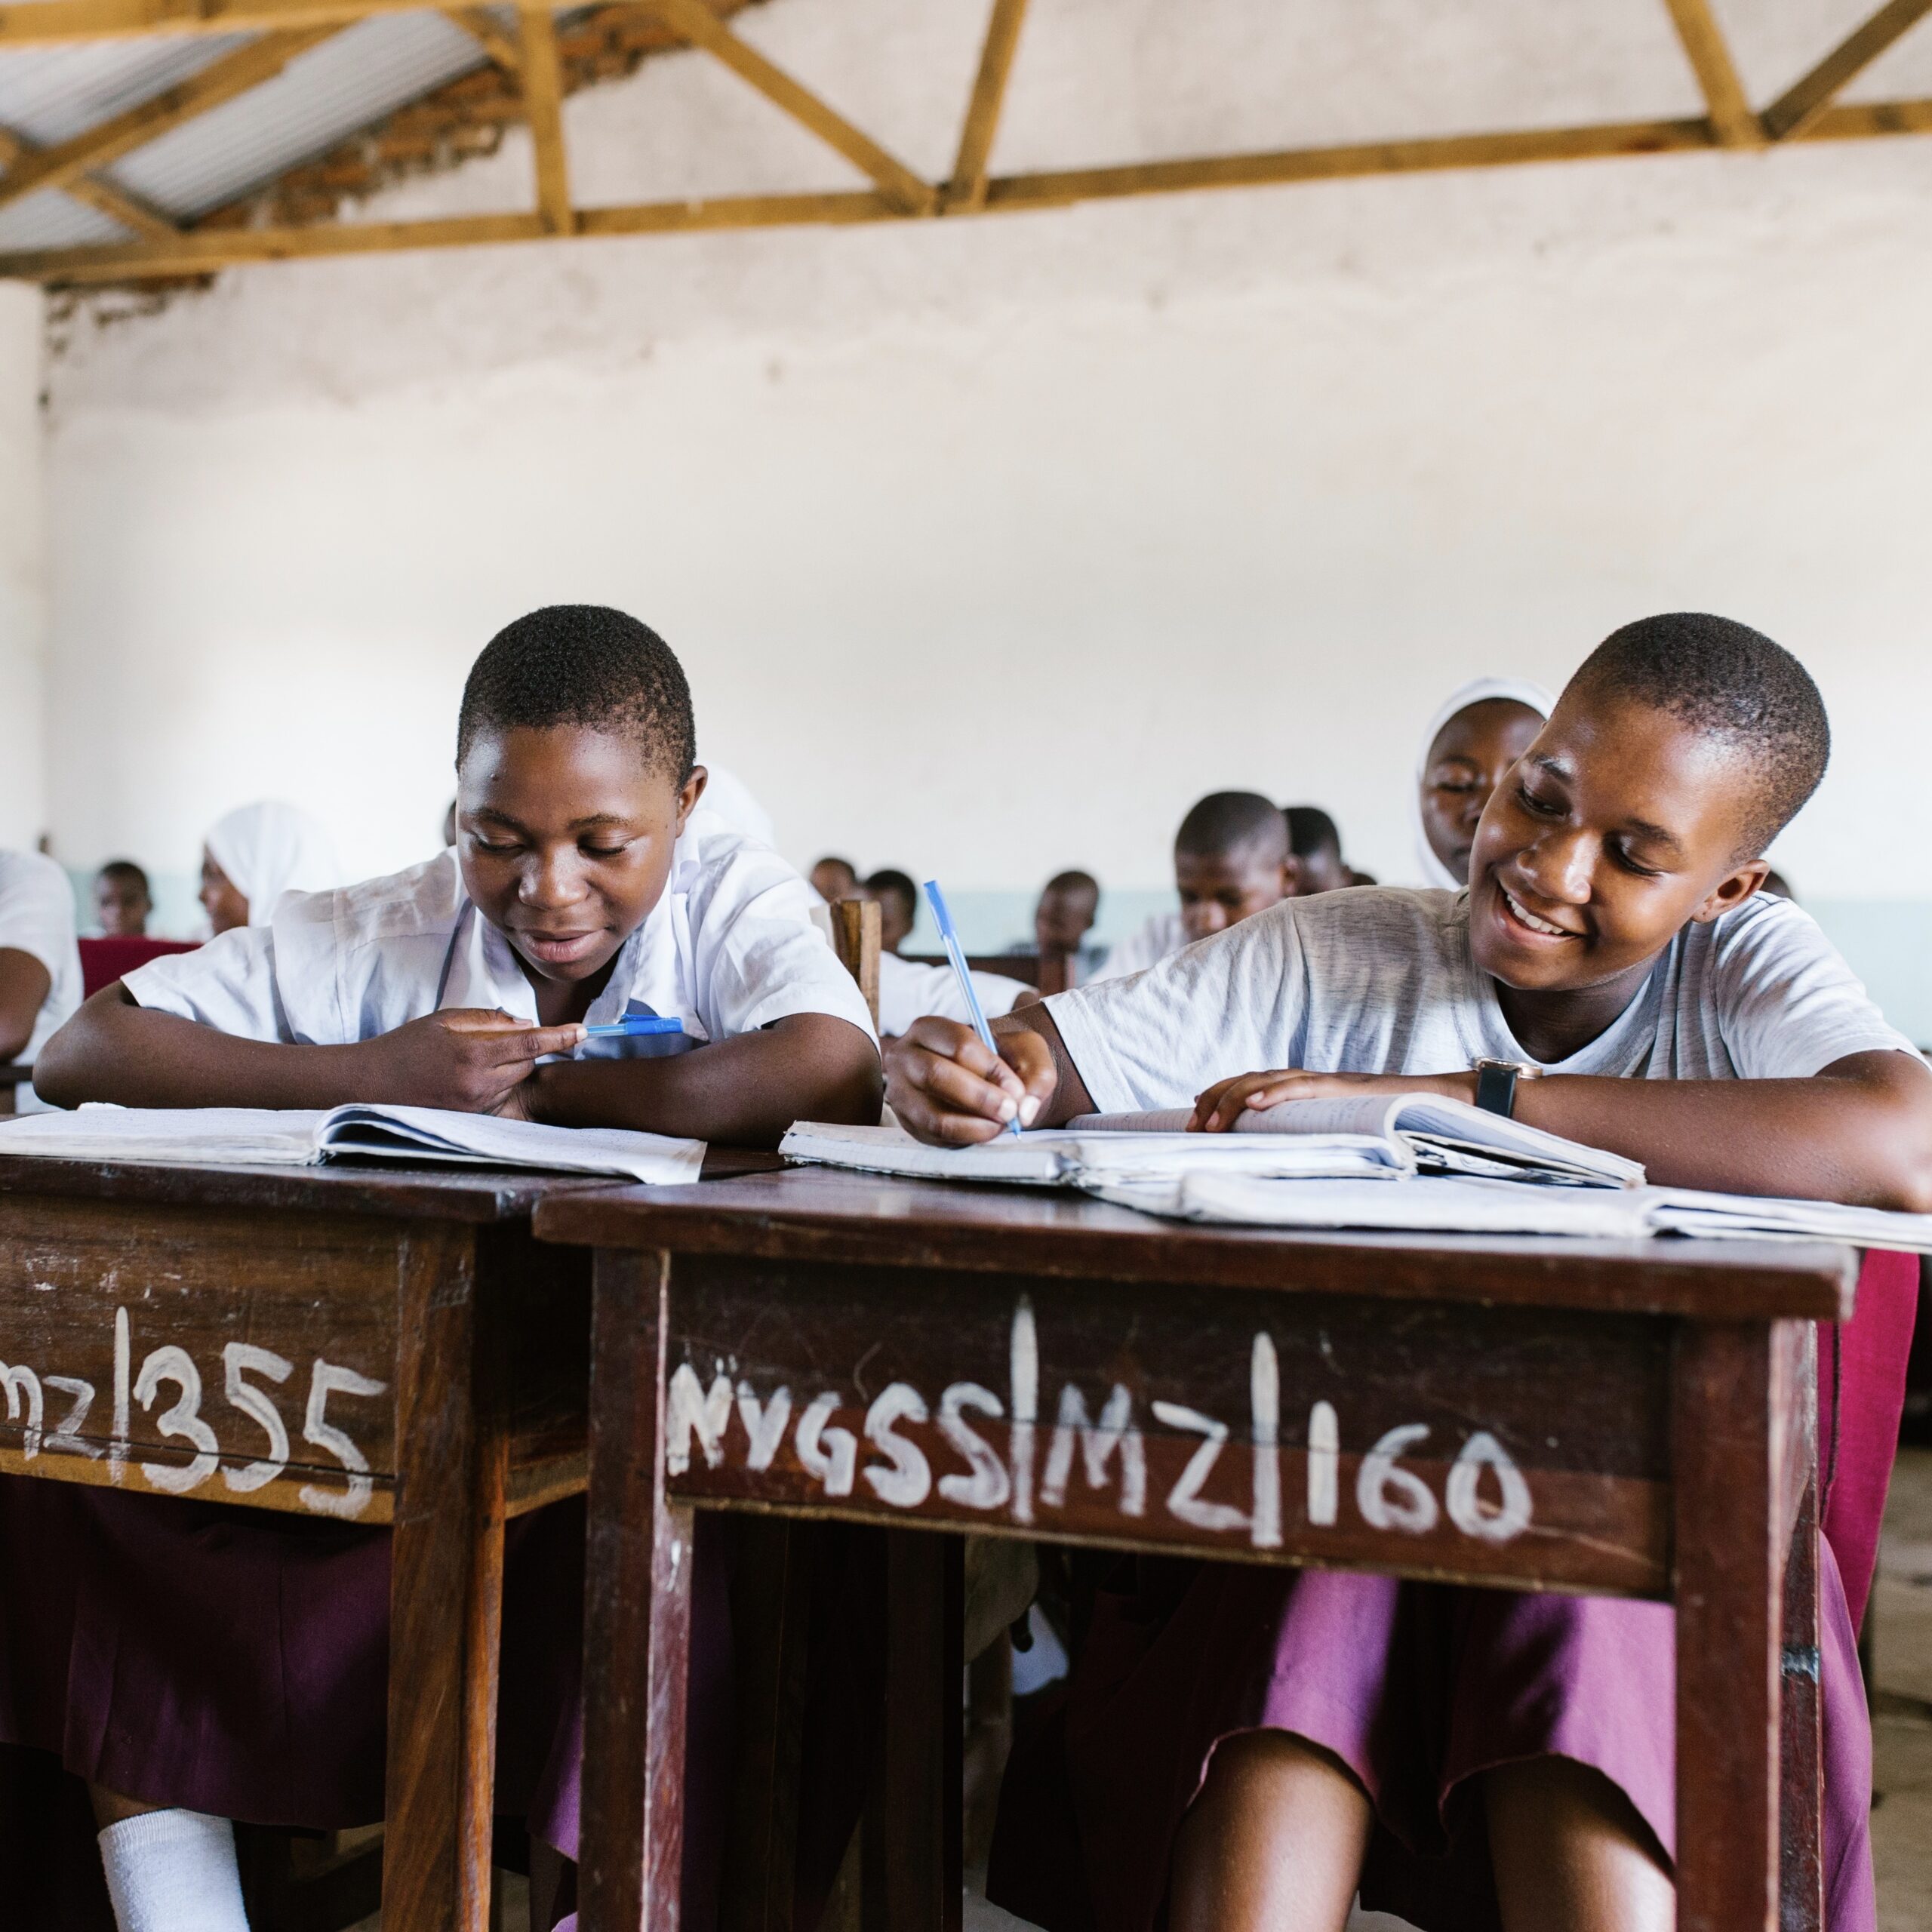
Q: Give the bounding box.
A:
[0,125,178,237]
[0,26,339,216]
[1764,0,1932,139]
[1659,0,1763,145]
[946,0,1029,211]
[645,0,935,215]
[447,5,520,73]
[516,0,572,233]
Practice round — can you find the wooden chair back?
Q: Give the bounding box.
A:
[827,897,881,1029]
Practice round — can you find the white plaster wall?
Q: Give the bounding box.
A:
[33,0,1932,1017]
[0,280,45,849]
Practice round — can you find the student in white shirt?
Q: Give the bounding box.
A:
[1091,792,1295,984]
[889,616,1929,1932]
[198,800,344,936]
[0,847,84,1110]
[24,606,881,1932]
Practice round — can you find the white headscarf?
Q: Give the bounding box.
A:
[205,801,345,926]
[1413,676,1557,890]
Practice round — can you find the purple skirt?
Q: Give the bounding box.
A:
[0,1476,736,1932]
[989,1544,1872,1932]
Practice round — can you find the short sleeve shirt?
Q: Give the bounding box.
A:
[123,826,878,1051]
[0,850,84,1110]
[1046,886,1918,1115]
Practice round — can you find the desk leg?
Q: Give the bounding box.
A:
[386,1226,501,1932]
[1674,1322,1782,1932]
[583,1250,694,1932]
[863,1531,962,1932]
[1780,1470,1823,1932]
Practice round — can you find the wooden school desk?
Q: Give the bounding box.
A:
[534,1165,1854,1932]
[0,1151,623,1932]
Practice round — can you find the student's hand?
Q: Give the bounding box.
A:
[884,1017,1057,1146]
[1189,1068,1478,1133]
[358,1008,587,1114]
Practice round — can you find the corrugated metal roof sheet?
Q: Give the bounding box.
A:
[0,11,502,252]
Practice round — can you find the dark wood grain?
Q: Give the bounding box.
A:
[1674,1320,1801,1932]
[582,1249,691,1932]
[533,1168,1857,1321]
[1780,1469,1823,1932]
[383,1223,484,1932]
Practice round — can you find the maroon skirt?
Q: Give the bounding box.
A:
[0,1478,735,1932]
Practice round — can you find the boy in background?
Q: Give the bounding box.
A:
[1092,793,1293,984]
[864,867,919,954]
[92,860,153,937]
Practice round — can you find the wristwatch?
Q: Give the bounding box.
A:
[1471,1057,1542,1118]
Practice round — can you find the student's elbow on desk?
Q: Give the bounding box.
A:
[30,987,126,1108]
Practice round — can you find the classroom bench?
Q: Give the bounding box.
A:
[533,1164,1851,1932]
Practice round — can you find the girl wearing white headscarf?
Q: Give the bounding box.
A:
[1413,676,1556,889]
[199,801,344,935]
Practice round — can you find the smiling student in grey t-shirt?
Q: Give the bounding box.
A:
[888,614,1928,1932]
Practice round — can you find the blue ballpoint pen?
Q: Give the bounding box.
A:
[923,878,1025,1137]
[580,1014,685,1040]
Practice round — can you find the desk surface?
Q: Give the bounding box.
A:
[534,1164,1858,1321]
[0,1144,783,1223]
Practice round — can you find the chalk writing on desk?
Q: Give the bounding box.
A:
[0,1306,388,1518]
[666,1296,1533,1553]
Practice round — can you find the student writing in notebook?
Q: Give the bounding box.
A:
[888,615,1931,1932]
[1091,792,1294,983]
[15,606,880,1932]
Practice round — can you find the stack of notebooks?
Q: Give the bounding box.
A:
[0,1103,704,1186]
[780,1094,1932,1251]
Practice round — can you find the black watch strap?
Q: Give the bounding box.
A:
[1474,1062,1519,1118]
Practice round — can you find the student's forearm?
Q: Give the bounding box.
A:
[1510,1051,1932,1212]
[35,989,371,1110]
[0,948,53,1063]
[990,1004,1096,1124]
[527,1014,882,1146]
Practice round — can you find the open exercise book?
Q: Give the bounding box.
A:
[780,1096,1932,1251]
[0,1103,705,1186]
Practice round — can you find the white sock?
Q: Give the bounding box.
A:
[97,1809,251,1932]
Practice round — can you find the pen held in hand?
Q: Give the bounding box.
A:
[922,878,1024,1138]
[580,1015,687,1040]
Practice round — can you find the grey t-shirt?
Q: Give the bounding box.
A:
[1045,887,1918,1116]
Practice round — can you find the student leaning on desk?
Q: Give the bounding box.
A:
[887,614,1931,1932]
[9,604,881,1932]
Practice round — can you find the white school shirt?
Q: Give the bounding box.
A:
[1046,887,1918,1116]
[876,951,1029,1038]
[0,850,84,1112]
[1088,910,1186,986]
[122,827,877,1052]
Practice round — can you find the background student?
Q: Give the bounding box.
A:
[17,606,881,1932]
[197,800,343,937]
[1415,675,1554,888]
[811,854,860,903]
[1092,792,1293,983]
[863,867,919,954]
[1023,869,1103,980]
[91,861,152,938]
[0,846,83,1111]
[1280,805,1355,894]
[890,614,1927,1932]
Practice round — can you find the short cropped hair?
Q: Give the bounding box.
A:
[866,869,918,921]
[1176,792,1290,863]
[1045,869,1099,901]
[1569,613,1829,855]
[97,859,150,893]
[457,605,697,783]
[1282,806,1343,862]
